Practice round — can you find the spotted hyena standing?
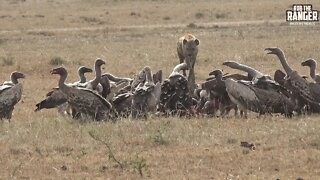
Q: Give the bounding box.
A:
[177,34,200,94]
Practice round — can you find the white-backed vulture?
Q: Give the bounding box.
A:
[266,47,320,113]
[84,58,105,94]
[301,58,320,84]
[159,63,194,116]
[35,66,93,112]
[51,67,113,121]
[223,60,295,117]
[131,66,161,118]
[208,69,239,117]
[0,71,25,120]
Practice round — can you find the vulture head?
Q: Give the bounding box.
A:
[78,66,93,74]
[301,58,317,68]
[95,58,106,67]
[264,47,283,55]
[51,67,67,76]
[10,71,25,84]
[142,66,151,74]
[142,66,154,86]
[11,71,25,80]
[209,69,223,77]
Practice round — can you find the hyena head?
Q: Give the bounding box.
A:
[182,34,200,69]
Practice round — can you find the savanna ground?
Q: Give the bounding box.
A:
[0,0,320,179]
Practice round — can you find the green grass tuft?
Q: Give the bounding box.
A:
[1,56,14,66]
[49,56,65,65]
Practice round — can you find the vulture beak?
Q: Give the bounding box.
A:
[301,59,314,67]
[222,61,231,66]
[85,68,93,73]
[301,61,308,66]
[264,48,273,54]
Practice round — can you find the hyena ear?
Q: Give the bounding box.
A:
[195,39,200,46]
[183,39,188,45]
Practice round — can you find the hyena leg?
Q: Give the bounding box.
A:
[187,57,197,93]
[188,68,196,94]
[177,48,187,76]
[181,58,187,76]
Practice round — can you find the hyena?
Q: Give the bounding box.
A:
[177,34,200,94]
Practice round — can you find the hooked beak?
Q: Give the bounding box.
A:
[86,68,93,73]
[301,61,308,66]
[264,48,273,54]
[301,59,314,67]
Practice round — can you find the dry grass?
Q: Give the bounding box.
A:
[0,0,320,179]
[1,116,320,179]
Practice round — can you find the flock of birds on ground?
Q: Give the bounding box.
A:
[1,34,320,121]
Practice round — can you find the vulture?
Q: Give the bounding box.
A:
[301,58,320,84]
[99,75,111,99]
[83,58,105,94]
[106,80,131,102]
[223,61,295,117]
[102,73,133,101]
[51,67,113,121]
[101,73,132,98]
[207,69,240,117]
[0,71,25,120]
[153,70,163,84]
[209,73,251,82]
[102,73,133,83]
[71,66,93,86]
[102,74,131,98]
[111,67,158,119]
[266,47,320,113]
[274,69,286,86]
[35,66,93,113]
[199,68,250,117]
[194,84,220,116]
[111,80,136,118]
[112,92,133,118]
[159,63,194,116]
[131,66,161,119]
[131,67,147,91]
[222,61,265,83]
[130,68,162,91]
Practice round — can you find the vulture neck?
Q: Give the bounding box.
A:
[275,52,293,75]
[215,73,223,82]
[78,70,86,83]
[103,73,121,82]
[225,62,263,79]
[103,73,131,82]
[174,63,188,74]
[309,64,317,79]
[11,74,18,84]
[91,64,102,89]
[145,71,154,86]
[59,72,68,91]
[169,63,188,77]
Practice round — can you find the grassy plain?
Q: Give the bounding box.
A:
[0,0,320,179]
